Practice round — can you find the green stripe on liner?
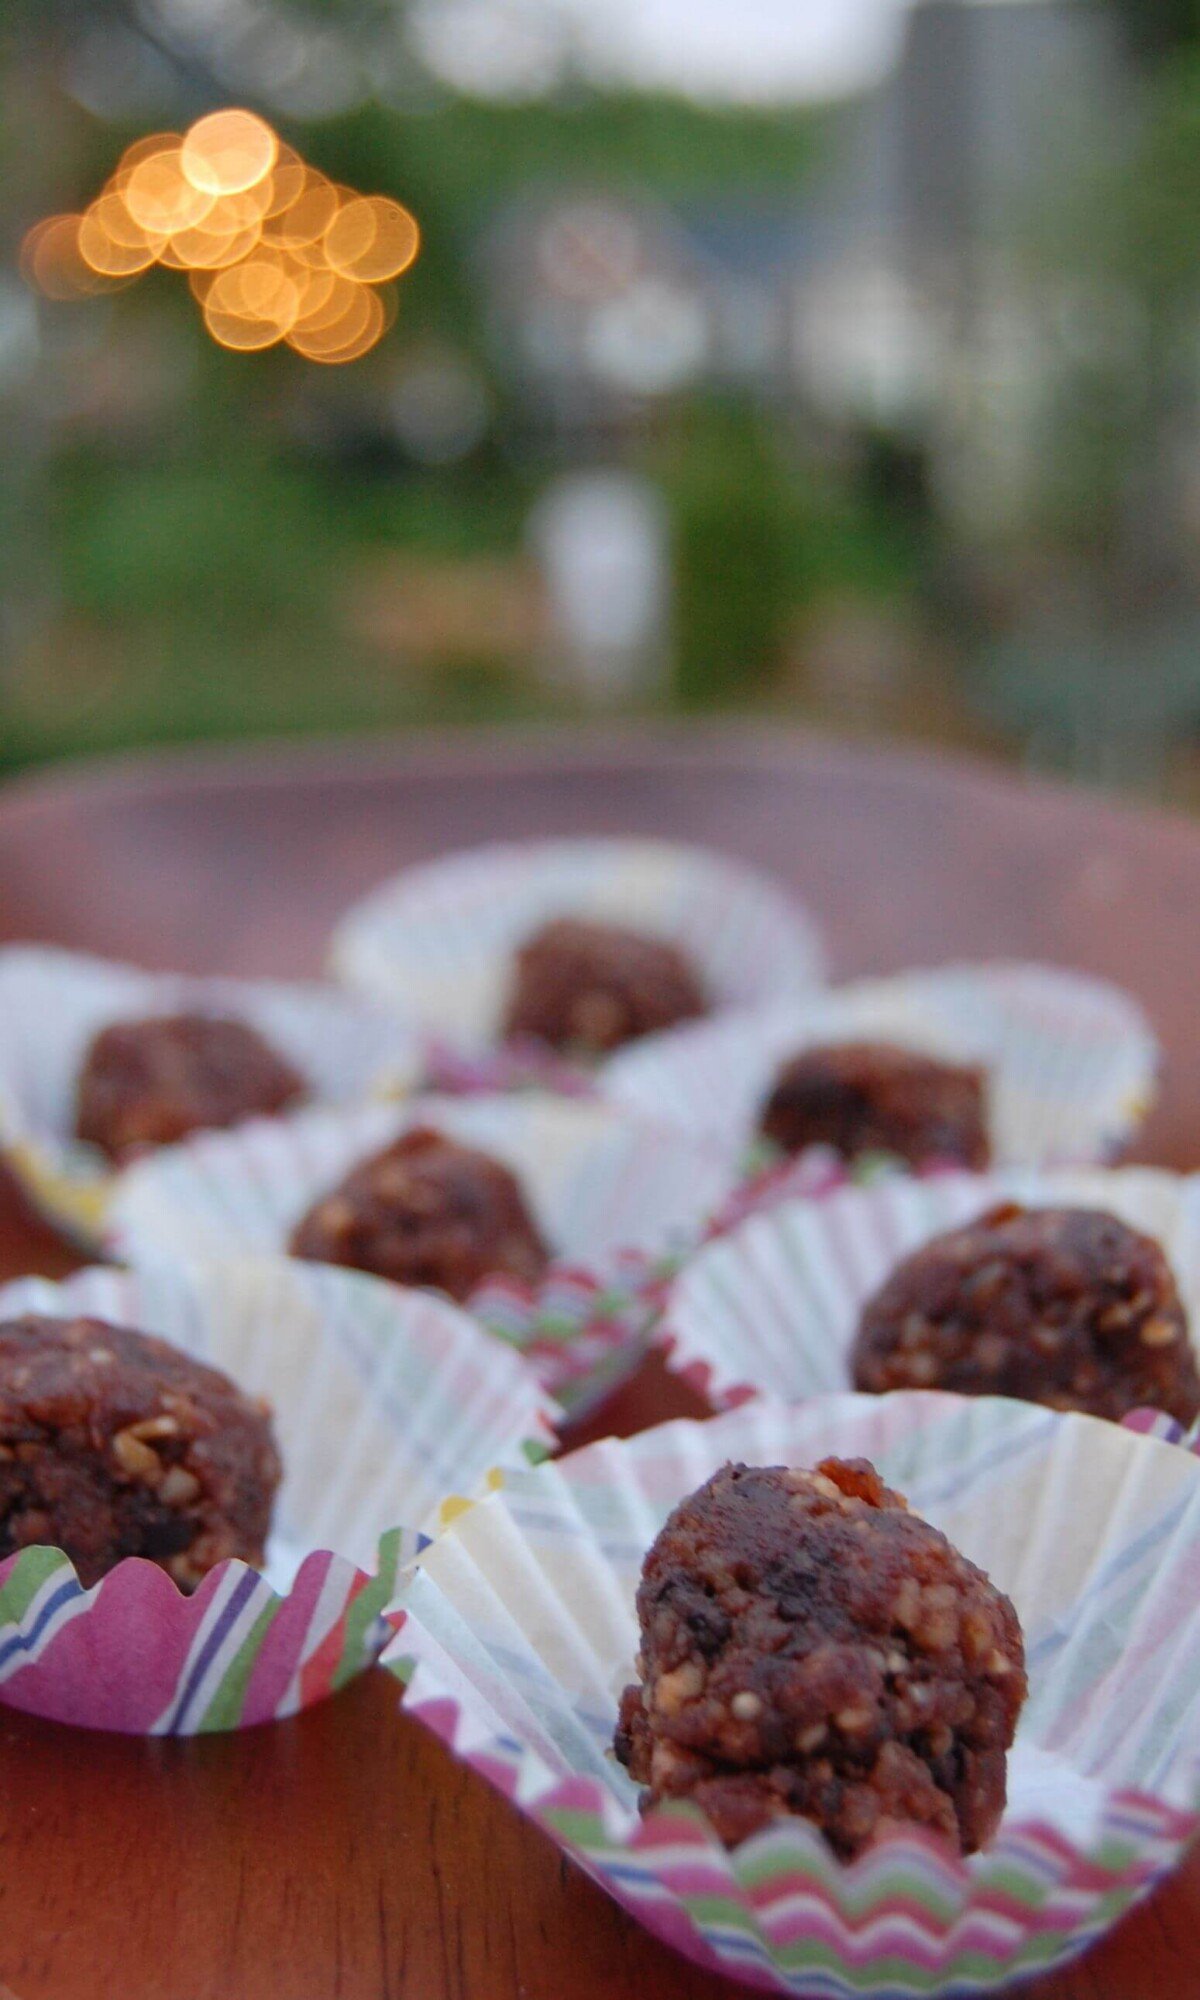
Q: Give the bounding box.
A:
[336,1529,405,1687]
[0,1546,73,1624]
[197,1594,281,1733]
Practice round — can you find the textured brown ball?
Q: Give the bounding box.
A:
[502,918,707,1055]
[76,1013,307,1162]
[758,1040,989,1169]
[852,1202,1200,1424]
[0,1314,281,1590]
[615,1457,1025,1857]
[288,1125,550,1303]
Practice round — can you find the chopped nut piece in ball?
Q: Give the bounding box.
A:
[77,1013,307,1162]
[503,918,707,1056]
[615,1457,1025,1857]
[852,1202,1200,1424]
[288,1125,550,1303]
[758,1041,989,1169]
[0,1314,280,1590]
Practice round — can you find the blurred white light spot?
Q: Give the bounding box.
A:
[584,280,708,395]
[410,0,568,99]
[244,31,365,116]
[218,16,313,99]
[792,257,936,420]
[528,470,670,699]
[536,203,642,304]
[65,24,181,120]
[138,0,253,37]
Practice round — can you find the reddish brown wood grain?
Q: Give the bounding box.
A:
[0,725,1197,2000]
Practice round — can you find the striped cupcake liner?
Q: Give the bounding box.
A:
[329,837,827,1050]
[662,1165,1200,1411]
[385,1393,1200,1997]
[0,1257,557,1733]
[603,962,1158,1171]
[107,1093,744,1421]
[0,944,422,1248]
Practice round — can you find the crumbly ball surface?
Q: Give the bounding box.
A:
[852,1201,1200,1424]
[502,918,707,1055]
[288,1125,550,1303]
[758,1040,989,1169]
[76,1012,307,1161]
[615,1457,1025,1857]
[0,1314,281,1590]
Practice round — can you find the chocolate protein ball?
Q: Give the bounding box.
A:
[758,1041,989,1169]
[615,1458,1025,1857]
[288,1125,550,1303]
[0,1314,281,1590]
[852,1201,1200,1424]
[76,1012,307,1162]
[502,917,707,1056]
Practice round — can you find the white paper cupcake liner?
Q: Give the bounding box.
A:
[386,1392,1200,1997]
[0,945,423,1246]
[603,962,1158,1170]
[107,1093,743,1419]
[329,837,827,1048]
[663,1164,1200,1410]
[0,1256,557,1734]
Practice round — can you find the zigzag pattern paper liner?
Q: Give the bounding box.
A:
[0,945,422,1246]
[603,962,1158,1170]
[108,1093,742,1418]
[330,836,827,1048]
[386,1394,1200,1997]
[0,1258,557,1732]
[663,1165,1200,1410]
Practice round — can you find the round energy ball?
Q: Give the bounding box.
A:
[852,1202,1200,1425]
[615,1457,1025,1857]
[758,1040,989,1169]
[0,1313,280,1590]
[503,917,707,1056]
[76,1012,306,1162]
[288,1125,550,1303]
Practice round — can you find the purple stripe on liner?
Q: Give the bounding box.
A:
[0,1574,83,1673]
[170,1567,263,1732]
[239,1550,336,1724]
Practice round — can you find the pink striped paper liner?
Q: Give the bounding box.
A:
[0,1257,557,1732]
[386,1393,1200,1997]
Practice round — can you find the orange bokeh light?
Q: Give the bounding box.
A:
[164,190,270,270]
[202,254,302,350]
[125,148,215,237]
[325,197,420,284]
[78,194,162,276]
[261,169,340,252]
[260,143,308,220]
[288,282,385,363]
[21,214,121,299]
[108,133,182,191]
[288,270,364,333]
[181,110,277,197]
[24,111,419,364]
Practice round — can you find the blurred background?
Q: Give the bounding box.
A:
[4,0,1200,799]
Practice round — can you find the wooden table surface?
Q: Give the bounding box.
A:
[0,724,1198,2000]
